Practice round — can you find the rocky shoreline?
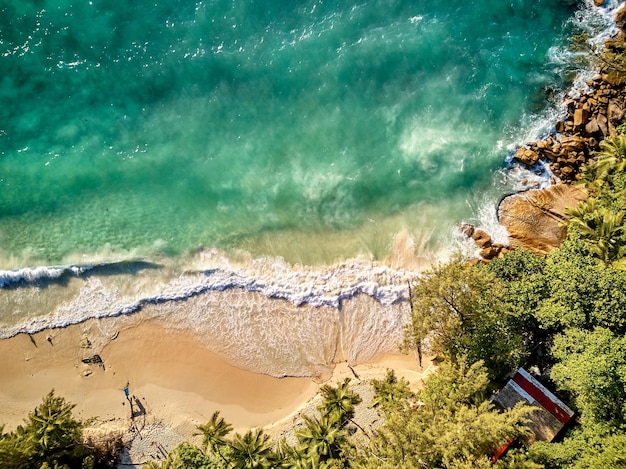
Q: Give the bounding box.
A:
[467,4,626,260]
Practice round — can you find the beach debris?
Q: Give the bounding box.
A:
[46,335,53,345]
[111,331,119,340]
[82,354,105,370]
[82,369,93,377]
[80,334,92,348]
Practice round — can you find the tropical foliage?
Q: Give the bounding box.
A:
[398,216,626,466]
[354,361,533,469]
[403,256,527,380]
[0,390,122,469]
[143,379,364,469]
[195,411,233,464]
[143,361,536,469]
[142,157,626,467]
[12,41,626,469]
[566,134,626,268]
[369,369,413,414]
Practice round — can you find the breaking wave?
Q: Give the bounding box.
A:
[0,265,92,288]
[0,251,413,339]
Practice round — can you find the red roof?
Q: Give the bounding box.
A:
[511,369,573,425]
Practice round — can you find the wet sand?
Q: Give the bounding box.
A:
[0,313,320,432]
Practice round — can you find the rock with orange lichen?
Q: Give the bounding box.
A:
[498,184,587,255]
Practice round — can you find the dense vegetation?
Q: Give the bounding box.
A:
[134,362,532,469]
[130,132,626,468]
[0,391,122,469]
[400,130,626,468]
[6,14,626,469]
[403,242,626,468]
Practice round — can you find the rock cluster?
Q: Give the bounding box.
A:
[513,75,626,182]
[462,5,626,260]
[459,224,509,261]
[512,9,626,182]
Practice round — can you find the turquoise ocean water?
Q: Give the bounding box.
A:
[1,0,594,269]
[0,1,621,345]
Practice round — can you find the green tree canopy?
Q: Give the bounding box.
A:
[533,240,626,333]
[529,422,626,469]
[566,134,626,268]
[194,411,233,465]
[404,257,526,379]
[550,327,626,425]
[355,360,533,469]
[229,428,275,469]
[370,369,414,414]
[0,390,119,469]
[294,414,349,467]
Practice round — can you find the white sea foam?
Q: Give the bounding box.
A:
[0,252,418,376]
[564,0,623,96]
[1,0,621,376]
[0,265,92,287]
[0,251,415,339]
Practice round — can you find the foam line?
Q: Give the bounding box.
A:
[1,258,415,338]
[0,265,92,287]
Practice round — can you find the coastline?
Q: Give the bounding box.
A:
[0,250,420,380]
[1,1,619,345]
[0,314,319,431]
[473,0,626,259]
[0,311,430,465]
[1,1,624,466]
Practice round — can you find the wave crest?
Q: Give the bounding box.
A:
[0,265,92,288]
[1,251,415,339]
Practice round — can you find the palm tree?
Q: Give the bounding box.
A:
[318,378,365,434]
[567,201,626,265]
[0,391,96,469]
[584,135,626,185]
[194,411,233,463]
[295,414,348,464]
[229,428,274,469]
[28,391,83,454]
[277,440,314,469]
[596,134,626,160]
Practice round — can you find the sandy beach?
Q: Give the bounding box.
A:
[0,312,321,429]
[0,310,430,465]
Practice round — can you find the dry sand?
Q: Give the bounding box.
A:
[0,312,431,465]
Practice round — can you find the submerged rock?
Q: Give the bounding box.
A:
[498,184,587,255]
